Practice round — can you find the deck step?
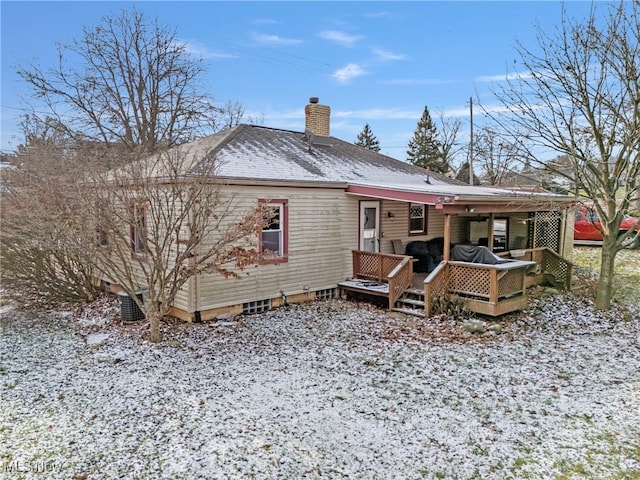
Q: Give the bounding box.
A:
[405,288,424,296]
[397,297,425,307]
[391,307,425,317]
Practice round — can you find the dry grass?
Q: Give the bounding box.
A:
[572,246,640,305]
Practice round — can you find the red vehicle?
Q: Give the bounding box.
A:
[574,204,640,248]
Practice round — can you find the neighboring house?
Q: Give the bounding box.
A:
[500,167,573,194]
[104,98,575,320]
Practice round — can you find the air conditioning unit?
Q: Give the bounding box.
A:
[117,291,146,322]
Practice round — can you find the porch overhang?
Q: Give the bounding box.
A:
[345,183,575,213]
[345,184,456,207]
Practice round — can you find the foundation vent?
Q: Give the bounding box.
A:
[242,299,271,315]
[315,288,337,300]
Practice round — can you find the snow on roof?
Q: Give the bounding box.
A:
[183,124,456,187]
[146,124,570,203]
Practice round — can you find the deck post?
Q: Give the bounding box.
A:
[444,214,451,262]
[352,250,358,278]
[489,268,498,304]
[424,282,431,318]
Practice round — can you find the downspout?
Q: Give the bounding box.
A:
[190,204,202,323]
[280,290,289,307]
[193,272,202,322]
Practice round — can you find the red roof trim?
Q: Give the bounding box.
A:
[345,184,455,205]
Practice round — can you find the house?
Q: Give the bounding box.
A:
[105,98,575,321]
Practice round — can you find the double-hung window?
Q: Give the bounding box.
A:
[130,202,147,255]
[259,199,288,262]
[409,203,427,234]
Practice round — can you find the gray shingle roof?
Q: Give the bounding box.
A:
[185,124,457,187]
[157,124,571,202]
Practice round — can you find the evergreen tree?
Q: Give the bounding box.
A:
[455,161,480,185]
[406,106,447,173]
[354,123,380,152]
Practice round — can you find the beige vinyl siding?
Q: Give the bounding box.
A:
[427,207,446,238]
[380,201,408,253]
[97,202,152,295]
[379,203,452,253]
[195,185,355,312]
[96,188,195,312]
[448,214,467,244]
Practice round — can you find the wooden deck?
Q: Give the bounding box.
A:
[338,278,389,296]
[339,248,572,317]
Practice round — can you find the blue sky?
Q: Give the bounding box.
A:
[1,1,598,162]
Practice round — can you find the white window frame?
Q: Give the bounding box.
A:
[409,203,427,235]
[259,199,288,262]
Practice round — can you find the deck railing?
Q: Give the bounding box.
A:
[541,248,573,290]
[350,247,573,317]
[499,247,573,290]
[423,261,447,317]
[351,250,407,283]
[387,256,413,309]
[447,261,528,302]
[444,260,534,316]
[351,250,413,308]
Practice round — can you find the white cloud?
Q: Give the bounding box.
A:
[318,30,363,47]
[475,71,535,82]
[251,33,302,46]
[332,64,367,83]
[372,48,406,61]
[181,40,237,60]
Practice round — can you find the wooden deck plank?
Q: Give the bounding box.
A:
[338,279,389,297]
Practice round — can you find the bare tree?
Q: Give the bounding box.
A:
[92,150,264,342]
[219,100,246,130]
[16,8,236,154]
[490,1,640,310]
[436,112,463,174]
[0,122,102,307]
[473,126,523,185]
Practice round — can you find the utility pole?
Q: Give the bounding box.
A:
[469,96,474,186]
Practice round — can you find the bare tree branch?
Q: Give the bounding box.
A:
[16,8,236,154]
[488,0,640,309]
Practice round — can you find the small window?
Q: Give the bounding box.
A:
[130,203,147,255]
[259,199,288,261]
[409,203,427,234]
[95,204,109,248]
[97,228,109,248]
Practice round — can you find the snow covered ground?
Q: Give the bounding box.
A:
[1,291,639,479]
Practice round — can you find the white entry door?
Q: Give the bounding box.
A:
[359,201,380,252]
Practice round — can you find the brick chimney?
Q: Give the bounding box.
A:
[304,97,330,137]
